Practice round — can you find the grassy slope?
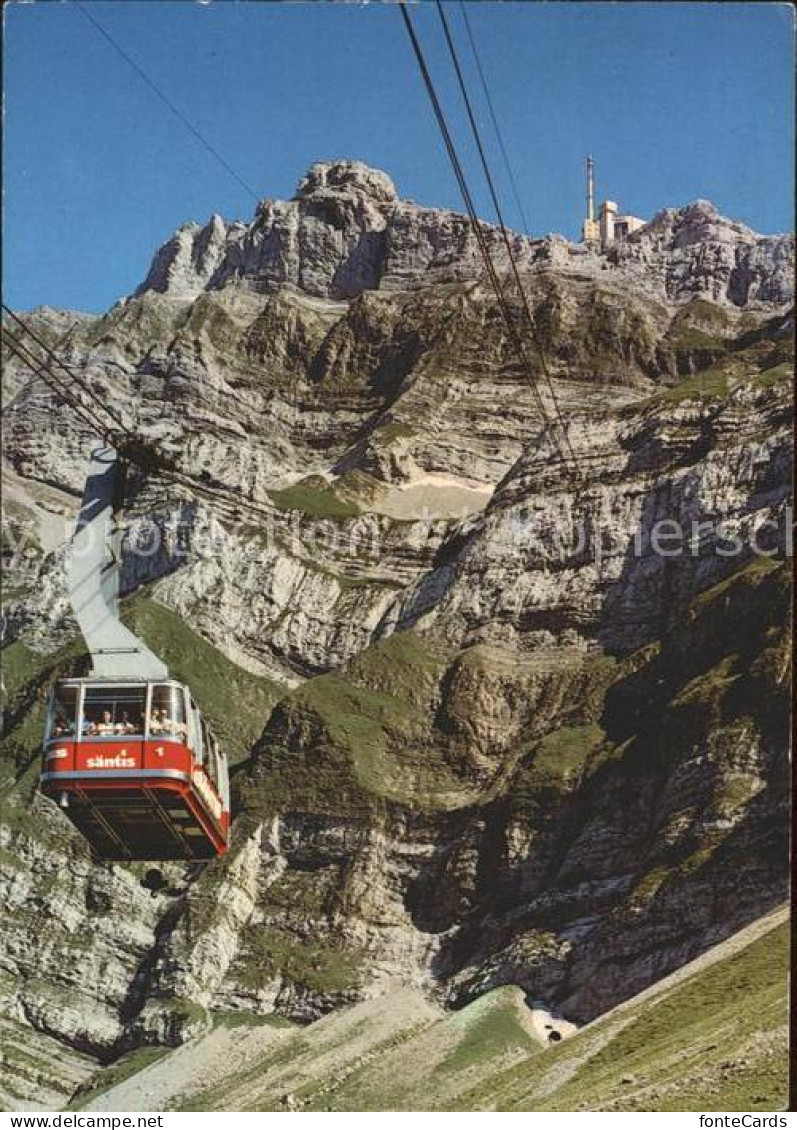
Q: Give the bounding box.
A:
[248,555,788,824]
[460,913,789,1112]
[82,910,788,1113]
[268,479,361,520]
[242,631,483,819]
[204,910,789,1112]
[644,305,793,405]
[301,986,542,1113]
[244,634,617,820]
[122,598,282,767]
[1,636,88,806]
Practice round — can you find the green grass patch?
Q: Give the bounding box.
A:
[665,301,734,354]
[440,991,540,1078]
[372,421,416,444]
[264,869,337,915]
[660,368,732,403]
[122,597,281,766]
[455,918,788,1112]
[527,723,606,789]
[536,920,789,1112]
[244,631,481,814]
[670,327,729,351]
[211,1010,295,1030]
[291,675,465,808]
[1,634,88,792]
[756,361,792,389]
[713,774,760,813]
[268,478,361,520]
[691,556,783,611]
[671,653,740,707]
[236,922,365,995]
[630,865,670,904]
[1,638,50,701]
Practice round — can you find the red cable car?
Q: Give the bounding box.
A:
[41,677,229,860]
[39,446,230,860]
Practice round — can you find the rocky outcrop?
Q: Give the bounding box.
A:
[134,214,240,301]
[611,200,794,308]
[129,161,794,308]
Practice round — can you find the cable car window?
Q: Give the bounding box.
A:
[210,735,220,787]
[201,720,217,783]
[188,697,202,760]
[148,684,187,744]
[47,684,80,740]
[82,685,146,738]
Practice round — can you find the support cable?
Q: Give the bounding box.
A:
[3,327,281,521]
[399,3,551,429]
[457,1,532,238]
[3,305,134,439]
[71,0,260,203]
[1,320,81,416]
[400,3,580,482]
[435,0,580,479]
[3,333,115,439]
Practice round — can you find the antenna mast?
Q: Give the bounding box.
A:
[582,156,599,244]
[587,156,595,222]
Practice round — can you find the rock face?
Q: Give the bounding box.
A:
[132,160,794,307]
[1,161,792,1109]
[609,200,795,308]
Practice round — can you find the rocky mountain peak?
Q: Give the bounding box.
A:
[127,159,793,308]
[639,198,758,250]
[293,159,398,204]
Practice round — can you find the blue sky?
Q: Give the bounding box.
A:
[4,1,794,313]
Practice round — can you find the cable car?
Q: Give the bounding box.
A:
[41,678,229,860]
[39,446,230,860]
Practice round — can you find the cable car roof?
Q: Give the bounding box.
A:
[54,676,187,688]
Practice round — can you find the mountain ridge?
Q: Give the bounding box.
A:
[1,157,792,1110]
[126,159,793,308]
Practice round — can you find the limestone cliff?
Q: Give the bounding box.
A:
[1,161,792,1109]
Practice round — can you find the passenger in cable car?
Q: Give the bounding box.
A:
[148,707,187,740]
[94,710,116,735]
[114,712,137,735]
[147,708,164,735]
[53,715,70,736]
[163,712,187,739]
